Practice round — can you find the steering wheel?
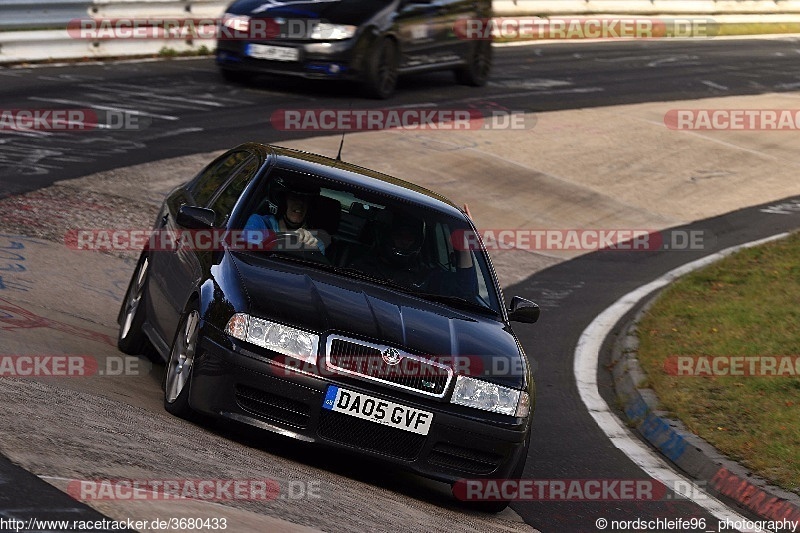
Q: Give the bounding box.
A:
[262,231,331,264]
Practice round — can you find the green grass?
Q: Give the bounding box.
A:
[715,22,800,36]
[637,231,800,494]
[158,45,212,58]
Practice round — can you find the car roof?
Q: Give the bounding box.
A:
[239,142,467,219]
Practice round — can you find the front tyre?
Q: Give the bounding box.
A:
[362,37,399,99]
[164,304,200,418]
[117,254,150,355]
[454,40,492,87]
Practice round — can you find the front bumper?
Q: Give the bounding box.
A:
[190,334,530,485]
[216,39,364,80]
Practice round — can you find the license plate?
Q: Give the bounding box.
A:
[246,44,299,62]
[322,386,433,436]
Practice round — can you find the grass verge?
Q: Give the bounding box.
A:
[636,231,800,494]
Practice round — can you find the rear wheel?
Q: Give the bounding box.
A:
[164,304,200,419]
[454,40,492,87]
[362,37,399,99]
[117,254,150,355]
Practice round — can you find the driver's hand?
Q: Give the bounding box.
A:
[295,228,319,249]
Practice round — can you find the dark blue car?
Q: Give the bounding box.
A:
[117,143,539,511]
[215,0,493,98]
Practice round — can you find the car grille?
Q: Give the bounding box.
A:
[317,409,425,460]
[326,337,452,397]
[235,384,310,429]
[427,442,503,475]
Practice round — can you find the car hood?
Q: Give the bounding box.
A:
[230,253,527,389]
[227,0,392,25]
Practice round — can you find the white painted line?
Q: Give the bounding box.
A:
[3,56,208,70]
[27,97,179,121]
[83,85,227,107]
[148,127,204,139]
[595,55,662,63]
[574,232,790,533]
[701,80,729,91]
[647,55,700,67]
[0,129,52,138]
[488,78,573,90]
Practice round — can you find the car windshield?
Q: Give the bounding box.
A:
[236,168,501,315]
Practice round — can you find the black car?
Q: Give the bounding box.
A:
[215,0,493,98]
[117,143,539,511]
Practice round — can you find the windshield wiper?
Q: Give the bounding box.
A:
[248,250,337,271]
[411,292,499,316]
[334,267,415,293]
[335,268,497,315]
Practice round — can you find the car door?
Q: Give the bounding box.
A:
[395,0,448,69]
[163,154,261,341]
[435,0,480,62]
[147,150,252,345]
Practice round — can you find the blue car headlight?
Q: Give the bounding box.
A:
[225,313,319,364]
[451,375,530,417]
[221,13,251,33]
[310,23,356,40]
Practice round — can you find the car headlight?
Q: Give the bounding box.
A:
[225,313,319,364]
[222,13,251,33]
[310,23,356,40]
[451,375,530,417]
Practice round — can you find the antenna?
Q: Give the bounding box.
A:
[336,102,352,161]
[335,130,346,161]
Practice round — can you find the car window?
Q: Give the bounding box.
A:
[236,169,501,316]
[189,150,251,207]
[208,156,259,227]
[431,220,493,308]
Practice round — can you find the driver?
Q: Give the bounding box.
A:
[243,178,325,253]
[352,214,479,300]
[352,218,428,288]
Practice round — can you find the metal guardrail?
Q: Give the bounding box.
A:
[0,0,91,31]
[0,0,228,31]
[0,0,229,63]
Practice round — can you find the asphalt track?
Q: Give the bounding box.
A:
[4,36,800,196]
[1,37,800,532]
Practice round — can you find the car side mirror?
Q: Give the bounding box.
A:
[508,296,540,323]
[176,205,215,230]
